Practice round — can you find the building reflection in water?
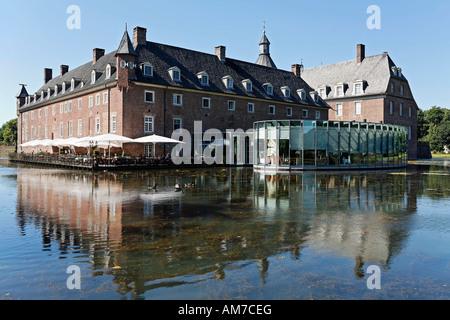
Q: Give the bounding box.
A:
[15,166,427,298]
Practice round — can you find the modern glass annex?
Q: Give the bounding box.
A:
[254,120,408,171]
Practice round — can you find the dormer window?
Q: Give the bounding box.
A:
[297,89,306,101]
[391,67,398,76]
[91,70,97,84]
[47,88,51,99]
[168,66,181,82]
[242,79,253,92]
[41,91,45,100]
[197,71,209,86]
[335,84,344,97]
[142,62,153,77]
[310,91,319,103]
[62,82,66,93]
[281,86,290,98]
[263,83,273,95]
[353,80,364,95]
[106,64,111,79]
[54,85,59,96]
[319,87,326,98]
[222,75,234,89]
[71,78,75,91]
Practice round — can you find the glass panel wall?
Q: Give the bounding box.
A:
[278,121,290,167]
[316,121,328,166]
[290,121,302,167]
[303,121,316,166]
[350,122,360,166]
[253,120,408,171]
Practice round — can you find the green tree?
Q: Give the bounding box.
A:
[417,108,429,140]
[424,106,446,126]
[2,119,17,146]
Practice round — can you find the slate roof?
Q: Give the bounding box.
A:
[134,41,327,108]
[19,31,329,111]
[301,53,405,99]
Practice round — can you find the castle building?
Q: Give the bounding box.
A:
[16,26,330,161]
[301,44,418,160]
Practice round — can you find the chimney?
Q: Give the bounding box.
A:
[44,68,53,84]
[291,64,303,77]
[215,46,226,62]
[93,48,105,64]
[357,44,365,64]
[61,65,69,76]
[133,26,147,48]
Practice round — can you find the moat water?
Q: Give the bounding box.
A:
[0,159,449,300]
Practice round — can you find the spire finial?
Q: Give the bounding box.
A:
[263,21,266,34]
[125,23,128,32]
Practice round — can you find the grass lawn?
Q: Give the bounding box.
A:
[432,153,450,158]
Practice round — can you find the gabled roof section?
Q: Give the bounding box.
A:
[301,53,403,98]
[16,84,29,98]
[116,30,137,56]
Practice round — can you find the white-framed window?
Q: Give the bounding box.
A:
[106,64,111,79]
[202,97,211,109]
[354,82,363,95]
[169,67,181,82]
[336,85,344,97]
[286,107,292,117]
[355,101,361,115]
[89,96,94,108]
[59,122,63,137]
[319,88,326,98]
[142,62,153,77]
[197,71,209,86]
[31,111,34,120]
[173,118,182,131]
[30,126,34,140]
[103,92,108,104]
[62,82,66,93]
[173,94,182,106]
[390,101,394,115]
[52,105,56,115]
[297,89,306,101]
[54,85,59,96]
[95,94,100,106]
[64,102,68,113]
[263,83,273,95]
[78,99,82,110]
[315,111,321,120]
[242,79,252,92]
[222,76,234,89]
[248,103,254,113]
[409,106,412,118]
[311,91,319,103]
[45,107,48,117]
[91,70,97,84]
[69,101,72,112]
[38,126,41,139]
[144,116,154,133]
[111,116,117,133]
[228,100,235,111]
[145,91,155,103]
[281,86,290,98]
[38,110,41,118]
[269,105,275,115]
[71,78,75,91]
[60,103,63,114]
[96,118,101,134]
[78,119,82,136]
[68,121,73,137]
[144,144,153,157]
[47,88,51,98]
[337,104,343,116]
[302,109,308,119]
[399,103,403,116]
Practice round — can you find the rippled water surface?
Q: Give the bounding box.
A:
[0,159,449,300]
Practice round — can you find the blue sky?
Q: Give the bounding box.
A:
[0,0,449,124]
